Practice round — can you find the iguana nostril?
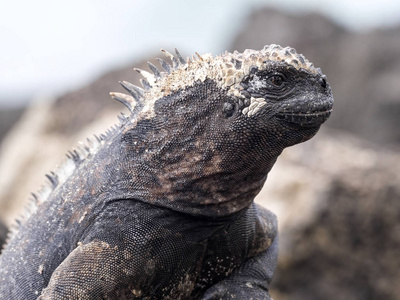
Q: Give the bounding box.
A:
[223,102,234,118]
[319,77,327,88]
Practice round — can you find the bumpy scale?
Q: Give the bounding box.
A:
[0,45,333,299]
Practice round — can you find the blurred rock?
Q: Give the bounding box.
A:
[230,8,400,146]
[0,107,24,143]
[0,57,157,225]
[255,127,400,300]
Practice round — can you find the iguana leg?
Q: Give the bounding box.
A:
[37,201,157,299]
[201,235,278,300]
[38,239,141,299]
[38,200,209,299]
[201,204,278,300]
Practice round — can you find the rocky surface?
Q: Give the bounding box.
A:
[1,8,400,299]
[255,128,400,300]
[0,108,24,144]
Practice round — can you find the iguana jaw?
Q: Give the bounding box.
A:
[276,107,333,128]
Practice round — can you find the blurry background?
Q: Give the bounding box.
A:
[1,1,400,299]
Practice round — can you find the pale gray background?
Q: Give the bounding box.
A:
[1,0,399,107]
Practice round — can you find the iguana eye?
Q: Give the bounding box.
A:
[269,75,284,87]
[223,102,234,118]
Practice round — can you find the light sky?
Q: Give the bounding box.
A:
[1,0,399,107]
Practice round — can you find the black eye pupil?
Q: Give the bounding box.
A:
[271,75,283,86]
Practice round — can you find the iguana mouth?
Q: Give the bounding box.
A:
[276,109,333,127]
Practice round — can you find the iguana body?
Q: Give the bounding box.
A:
[0,45,333,299]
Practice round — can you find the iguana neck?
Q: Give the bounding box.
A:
[105,123,280,218]
[100,80,284,218]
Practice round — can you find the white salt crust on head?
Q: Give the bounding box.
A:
[139,44,321,118]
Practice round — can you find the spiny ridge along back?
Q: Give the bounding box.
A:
[110,45,321,115]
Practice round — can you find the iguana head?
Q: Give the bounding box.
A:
[111,45,333,217]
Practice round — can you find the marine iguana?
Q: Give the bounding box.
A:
[0,45,333,299]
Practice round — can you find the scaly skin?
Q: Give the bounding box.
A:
[0,45,333,299]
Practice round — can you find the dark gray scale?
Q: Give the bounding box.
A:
[117,113,128,124]
[45,172,59,189]
[175,48,186,65]
[161,49,179,69]
[112,81,146,116]
[110,93,136,113]
[119,81,144,100]
[140,78,152,90]
[222,102,235,118]
[147,62,161,79]
[156,58,172,74]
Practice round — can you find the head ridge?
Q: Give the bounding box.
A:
[111,45,324,120]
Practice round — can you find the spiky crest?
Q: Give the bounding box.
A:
[109,92,137,113]
[140,79,151,90]
[174,48,186,65]
[119,81,143,101]
[6,122,122,242]
[110,45,322,119]
[156,58,171,73]
[147,62,161,79]
[161,49,179,68]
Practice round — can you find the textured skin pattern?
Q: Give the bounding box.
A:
[37,202,276,299]
[0,45,333,299]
